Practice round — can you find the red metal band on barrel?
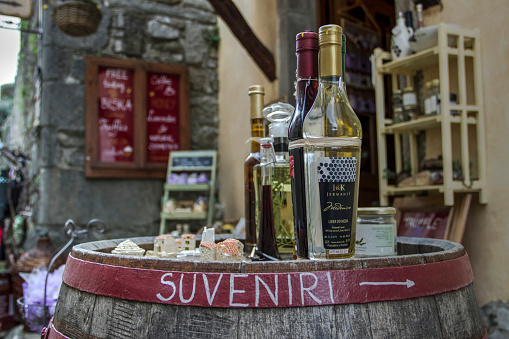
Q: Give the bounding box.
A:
[62,254,474,308]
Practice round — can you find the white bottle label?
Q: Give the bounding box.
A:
[355,223,396,256]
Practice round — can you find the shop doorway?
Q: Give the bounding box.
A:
[317,0,396,207]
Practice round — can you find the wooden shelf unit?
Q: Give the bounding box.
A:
[159,150,217,234]
[373,24,487,206]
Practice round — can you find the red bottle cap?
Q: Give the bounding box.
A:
[296,31,318,79]
[296,31,318,52]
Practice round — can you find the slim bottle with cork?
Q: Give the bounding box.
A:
[289,31,319,259]
[244,85,264,255]
[301,24,362,259]
[416,3,424,29]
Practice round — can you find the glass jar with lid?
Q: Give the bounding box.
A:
[402,87,418,120]
[355,207,397,257]
[393,107,404,124]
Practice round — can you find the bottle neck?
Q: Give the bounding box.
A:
[249,93,264,120]
[319,43,342,80]
[297,48,318,80]
[249,90,264,153]
[250,117,264,153]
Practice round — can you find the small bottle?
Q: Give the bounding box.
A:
[302,25,362,259]
[253,139,280,261]
[289,31,319,259]
[416,3,424,29]
[263,103,295,256]
[355,207,397,257]
[404,10,414,31]
[244,85,265,255]
[403,86,418,120]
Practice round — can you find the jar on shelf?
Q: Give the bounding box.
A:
[355,207,397,258]
[392,89,404,124]
[403,86,418,120]
[430,79,440,115]
[392,89,403,111]
[393,107,404,124]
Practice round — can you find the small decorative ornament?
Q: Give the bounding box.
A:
[111,239,145,256]
[199,241,218,261]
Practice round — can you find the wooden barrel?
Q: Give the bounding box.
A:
[49,237,485,339]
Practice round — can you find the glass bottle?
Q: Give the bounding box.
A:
[416,3,424,29]
[404,10,414,31]
[253,139,280,261]
[256,103,295,256]
[244,85,264,255]
[289,31,319,259]
[302,24,362,259]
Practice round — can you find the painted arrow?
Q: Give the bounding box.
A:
[359,279,415,288]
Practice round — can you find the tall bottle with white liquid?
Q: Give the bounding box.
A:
[301,24,362,259]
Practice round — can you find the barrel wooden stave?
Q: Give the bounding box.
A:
[52,237,485,339]
[54,284,484,339]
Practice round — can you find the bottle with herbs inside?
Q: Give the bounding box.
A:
[244,85,265,255]
[254,103,295,258]
[301,24,362,259]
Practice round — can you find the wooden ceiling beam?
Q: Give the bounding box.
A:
[208,0,276,82]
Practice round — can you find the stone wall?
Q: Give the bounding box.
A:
[3,0,219,248]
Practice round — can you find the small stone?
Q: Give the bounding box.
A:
[147,20,180,39]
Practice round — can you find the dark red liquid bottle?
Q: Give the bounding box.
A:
[253,142,280,261]
[255,185,281,261]
[288,31,319,259]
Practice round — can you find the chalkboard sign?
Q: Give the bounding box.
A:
[393,194,472,242]
[398,210,452,239]
[97,67,135,163]
[171,156,213,168]
[85,56,190,178]
[146,72,181,163]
